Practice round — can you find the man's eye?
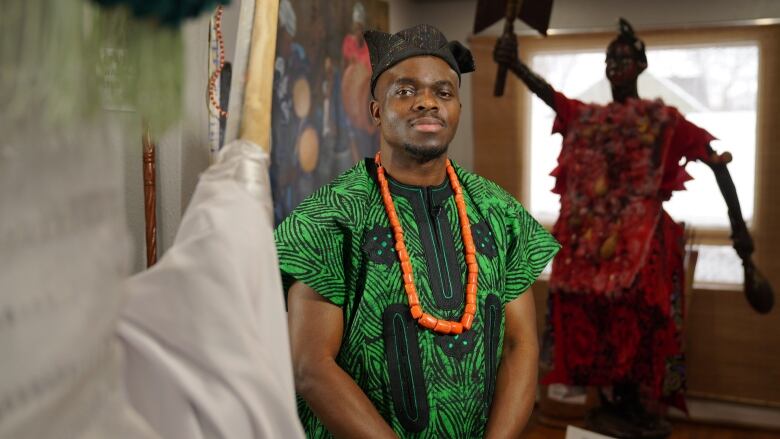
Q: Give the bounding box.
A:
[397,88,414,96]
[438,90,453,98]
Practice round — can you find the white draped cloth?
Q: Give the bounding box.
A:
[119,140,304,439]
[0,123,158,439]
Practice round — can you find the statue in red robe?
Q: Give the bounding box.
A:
[494,18,769,439]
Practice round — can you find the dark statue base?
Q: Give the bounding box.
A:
[584,384,672,439]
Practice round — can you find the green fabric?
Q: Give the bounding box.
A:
[2,0,183,135]
[275,160,559,438]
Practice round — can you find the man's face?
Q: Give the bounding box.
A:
[605,41,645,86]
[371,56,461,162]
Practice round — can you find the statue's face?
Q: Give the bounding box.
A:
[371,56,461,162]
[605,41,645,87]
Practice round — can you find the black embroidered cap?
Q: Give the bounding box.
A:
[363,24,476,97]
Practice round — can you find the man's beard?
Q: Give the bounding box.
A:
[403,143,448,163]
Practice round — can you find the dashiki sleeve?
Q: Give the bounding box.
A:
[274,193,347,306]
[503,200,560,304]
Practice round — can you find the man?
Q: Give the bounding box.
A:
[275,24,559,438]
[494,18,747,438]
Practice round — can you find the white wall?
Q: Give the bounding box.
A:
[390,0,780,172]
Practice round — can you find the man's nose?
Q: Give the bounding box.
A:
[414,89,438,111]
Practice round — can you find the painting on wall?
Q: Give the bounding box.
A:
[270,0,388,224]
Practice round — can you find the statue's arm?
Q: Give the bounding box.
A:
[493,34,555,109]
[703,146,774,313]
[702,147,754,260]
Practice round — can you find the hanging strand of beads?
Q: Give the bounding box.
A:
[208,5,228,118]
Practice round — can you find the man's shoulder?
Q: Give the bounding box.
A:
[321,159,373,196]
[455,165,523,213]
[286,160,373,219]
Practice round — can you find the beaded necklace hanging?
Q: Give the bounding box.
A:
[374,152,477,334]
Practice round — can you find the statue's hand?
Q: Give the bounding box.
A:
[732,223,755,261]
[493,34,519,69]
[744,261,775,314]
[707,150,733,165]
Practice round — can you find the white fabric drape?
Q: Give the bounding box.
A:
[118,140,304,439]
[0,120,159,439]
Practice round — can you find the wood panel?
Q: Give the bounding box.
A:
[470,24,780,406]
[521,416,780,439]
[751,24,780,327]
[685,288,780,405]
[471,36,527,200]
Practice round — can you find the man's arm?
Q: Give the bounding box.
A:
[287,281,398,439]
[483,289,539,439]
[493,35,555,109]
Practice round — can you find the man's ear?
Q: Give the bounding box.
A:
[369,99,381,126]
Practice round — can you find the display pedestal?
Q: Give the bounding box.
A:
[585,405,671,439]
[584,386,672,439]
[537,384,598,429]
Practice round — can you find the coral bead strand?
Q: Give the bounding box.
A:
[374,152,478,334]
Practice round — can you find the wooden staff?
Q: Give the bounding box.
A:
[142,127,158,267]
[494,0,522,97]
[476,0,552,96]
[239,0,280,150]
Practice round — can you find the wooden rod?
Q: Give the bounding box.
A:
[142,127,158,267]
[239,0,280,151]
[494,0,522,97]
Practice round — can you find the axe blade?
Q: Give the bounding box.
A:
[473,0,553,35]
[519,0,553,35]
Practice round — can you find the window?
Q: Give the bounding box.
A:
[525,43,759,285]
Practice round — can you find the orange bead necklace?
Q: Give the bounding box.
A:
[374,152,477,334]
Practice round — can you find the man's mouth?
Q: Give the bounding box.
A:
[411,117,444,133]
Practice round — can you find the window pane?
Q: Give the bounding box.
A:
[693,244,744,285]
[528,43,758,285]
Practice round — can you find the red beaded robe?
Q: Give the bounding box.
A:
[541,92,714,410]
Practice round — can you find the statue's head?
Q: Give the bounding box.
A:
[606,18,647,87]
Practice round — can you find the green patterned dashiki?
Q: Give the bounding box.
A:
[275,159,559,438]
